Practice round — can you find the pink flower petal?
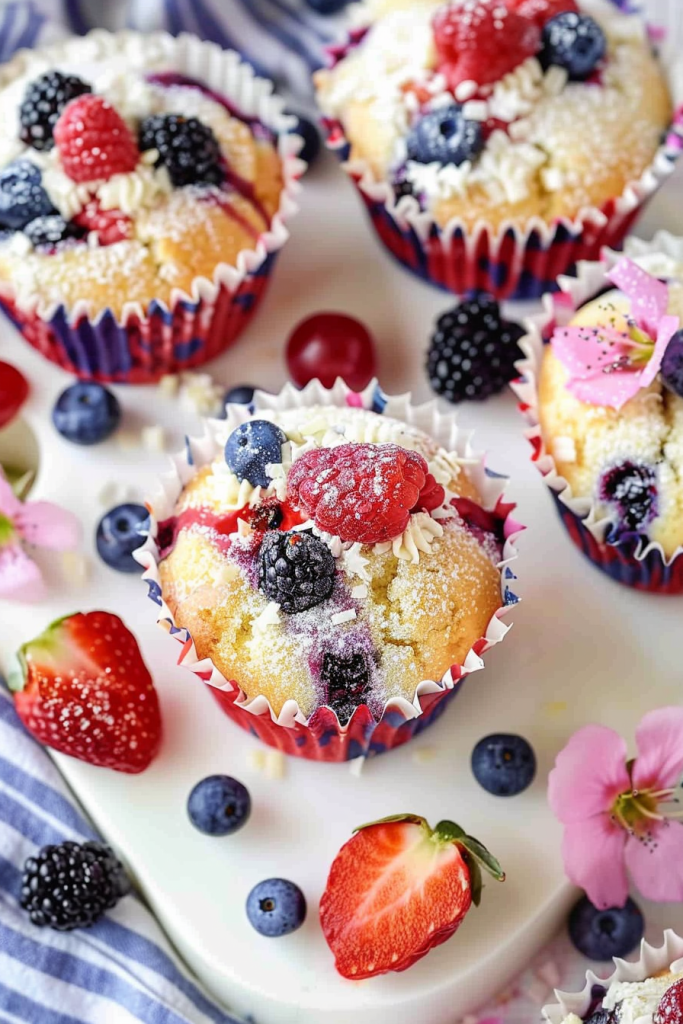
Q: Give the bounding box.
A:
[569,371,644,411]
[0,541,46,601]
[551,324,632,380]
[624,820,683,903]
[562,815,629,910]
[632,706,683,791]
[16,501,81,550]
[0,469,22,519]
[548,724,630,824]
[608,257,669,337]
[640,314,680,389]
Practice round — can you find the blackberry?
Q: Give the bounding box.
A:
[600,462,657,534]
[19,71,91,151]
[259,531,335,613]
[24,214,83,249]
[426,293,525,403]
[21,840,130,930]
[322,652,370,725]
[586,1013,617,1024]
[138,114,225,187]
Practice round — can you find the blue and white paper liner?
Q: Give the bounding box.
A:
[135,378,524,761]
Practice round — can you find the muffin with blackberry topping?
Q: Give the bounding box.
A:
[516,247,683,592]
[141,383,521,761]
[315,0,678,299]
[0,31,303,382]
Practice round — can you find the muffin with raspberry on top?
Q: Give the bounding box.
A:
[315,0,675,298]
[152,393,519,754]
[0,31,301,381]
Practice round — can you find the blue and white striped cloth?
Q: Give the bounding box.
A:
[0,0,342,100]
[0,682,247,1024]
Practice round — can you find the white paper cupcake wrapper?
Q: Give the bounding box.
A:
[0,29,305,325]
[135,378,524,736]
[543,930,683,1022]
[511,235,683,574]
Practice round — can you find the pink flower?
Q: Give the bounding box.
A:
[0,468,81,601]
[551,257,680,410]
[549,708,683,909]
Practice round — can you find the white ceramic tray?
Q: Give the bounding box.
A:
[2,149,683,1024]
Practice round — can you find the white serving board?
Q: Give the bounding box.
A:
[2,149,683,1024]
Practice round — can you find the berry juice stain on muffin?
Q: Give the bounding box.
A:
[315,0,671,232]
[0,62,284,318]
[157,404,508,723]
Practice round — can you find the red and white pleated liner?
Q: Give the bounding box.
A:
[319,2,683,299]
[511,233,683,586]
[0,31,305,380]
[543,931,683,1022]
[135,379,524,761]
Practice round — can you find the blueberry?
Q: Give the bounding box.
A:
[0,159,55,230]
[187,775,251,836]
[407,106,483,167]
[286,113,321,168]
[225,385,256,406]
[586,1012,617,1024]
[471,733,537,796]
[540,12,606,81]
[96,503,150,573]
[246,878,306,937]
[661,329,683,398]
[225,420,287,488]
[599,462,657,535]
[568,896,644,961]
[303,0,349,13]
[25,214,83,249]
[52,382,121,445]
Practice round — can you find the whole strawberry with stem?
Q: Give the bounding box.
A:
[320,814,504,980]
[11,611,162,773]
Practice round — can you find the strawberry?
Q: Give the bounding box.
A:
[287,443,445,545]
[74,200,133,246]
[655,980,683,1024]
[319,814,504,980]
[433,0,541,90]
[54,95,139,184]
[11,611,162,773]
[505,0,579,28]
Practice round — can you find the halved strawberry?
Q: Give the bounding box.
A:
[319,815,504,980]
[11,611,162,773]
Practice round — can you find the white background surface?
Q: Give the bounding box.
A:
[1,147,683,1023]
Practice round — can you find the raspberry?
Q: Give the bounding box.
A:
[259,531,336,613]
[21,841,130,930]
[54,95,139,184]
[74,200,133,245]
[505,0,578,28]
[654,979,683,1024]
[287,443,444,545]
[433,0,541,90]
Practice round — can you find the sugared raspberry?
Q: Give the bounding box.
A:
[433,0,541,90]
[54,95,139,184]
[74,200,132,245]
[654,979,683,1024]
[287,442,444,545]
[505,0,578,28]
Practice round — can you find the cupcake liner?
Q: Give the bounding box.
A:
[543,930,683,1022]
[319,4,683,301]
[135,378,524,762]
[0,30,304,384]
[512,235,683,593]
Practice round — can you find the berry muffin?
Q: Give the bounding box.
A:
[0,32,303,382]
[139,381,521,761]
[315,0,680,299]
[515,246,683,592]
[544,932,683,1024]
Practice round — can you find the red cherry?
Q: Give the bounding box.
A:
[286,313,377,391]
[0,361,29,430]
